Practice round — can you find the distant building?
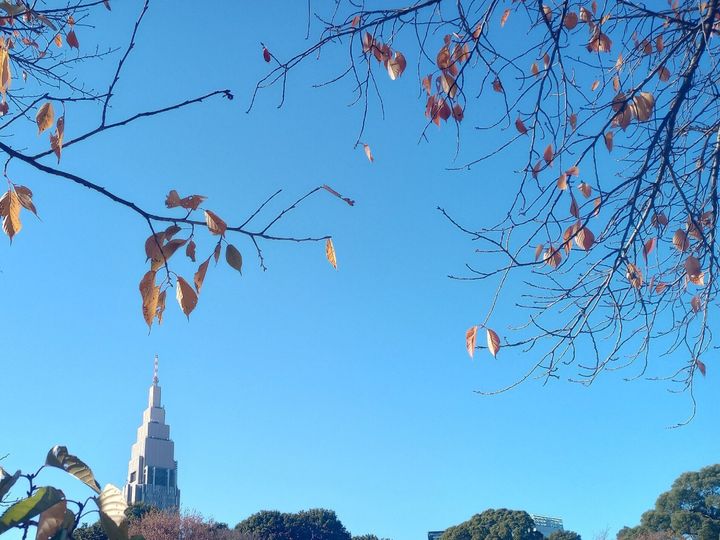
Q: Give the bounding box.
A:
[429,513,564,540]
[530,514,564,537]
[123,356,181,509]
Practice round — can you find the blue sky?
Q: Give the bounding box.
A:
[2,2,719,540]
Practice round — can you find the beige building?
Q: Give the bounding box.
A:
[123,356,181,509]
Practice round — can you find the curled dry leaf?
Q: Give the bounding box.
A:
[632,92,655,122]
[422,74,432,95]
[563,224,576,254]
[566,165,580,177]
[225,243,243,274]
[543,144,554,166]
[176,276,198,318]
[534,243,544,261]
[492,77,504,93]
[321,184,355,206]
[387,51,407,80]
[500,8,511,27]
[325,237,337,269]
[531,63,539,76]
[36,500,67,540]
[557,174,568,190]
[165,190,207,211]
[363,143,374,162]
[643,237,656,264]
[194,258,210,293]
[626,262,643,289]
[213,242,222,264]
[590,80,600,91]
[604,131,614,152]
[440,73,457,97]
[186,239,196,262]
[672,229,689,252]
[695,358,706,377]
[691,295,702,313]
[689,271,704,286]
[14,185,37,216]
[36,101,54,134]
[204,210,227,236]
[515,117,528,135]
[578,182,592,198]
[593,197,601,217]
[659,66,671,82]
[466,325,478,358]
[0,47,11,96]
[139,270,159,329]
[541,5,553,22]
[569,194,579,218]
[587,28,612,52]
[262,47,271,62]
[569,113,577,131]
[50,115,64,162]
[486,328,501,357]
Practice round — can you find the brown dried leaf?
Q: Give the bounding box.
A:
[626,262,643,289]
[363,143,374,162]
[633,92,655,122]
[643,237,656,264]
[515,117,528,135]
[500,8,511,27]
[66,29,79,49]
[534,243,544,261]
[659,66,670,82]
[569,113,577,130]
[695,358,706,377]
[466,325,478,358]
[176,276,198,318]
[204,210,227,236]
[590,80,600,91]
[225,243,243,274]
[492,77,504,93]
[545,245,562,268]
[685,256,701,278]
[50,115,64,162]
[569,194,579,218]
[564,12,578,29]
[0,189,21,241]
[139,270,159,329]
[165,190,206,211]
[566,165,580,177]
[593,197,601,217]
[578,182,592,198]
[486,328,501,357]
[557,174,568,190]
[543,143,553,166]
[387,51,407,80]
[14,185,37,216]
[194,258,210,293]
[651,212,668,228]
[691,295,701,313]
[36,101,54,134]
[672,229,689,252]
[186,239,196,262]
[604,131,614,152]
[575,226,595,250]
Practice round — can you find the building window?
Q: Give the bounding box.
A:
[130,472,136,483]
[169,469,175,488]
[155,467,168,487]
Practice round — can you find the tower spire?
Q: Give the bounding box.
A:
[153,354,159,385]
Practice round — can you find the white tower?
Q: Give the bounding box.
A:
[123,356,180,509]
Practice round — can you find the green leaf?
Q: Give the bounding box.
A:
[0,486,64,534]
[45,445,101,494]
[98,484,129,540]
[0,466,21,501]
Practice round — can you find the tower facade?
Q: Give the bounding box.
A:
[123,356,180,509]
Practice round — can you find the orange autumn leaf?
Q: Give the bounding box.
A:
[466,325,478,358]
[604,131,614,152]
[36,101,54,134]
[0,188,21,241]
[325,237,337,269]
[626,263,643,289]
[194,258,210,293]
[643,237,656,264]
[557,174,568,190]
[176,276,198,318]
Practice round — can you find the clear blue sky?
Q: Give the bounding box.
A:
[2,2,718,540]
